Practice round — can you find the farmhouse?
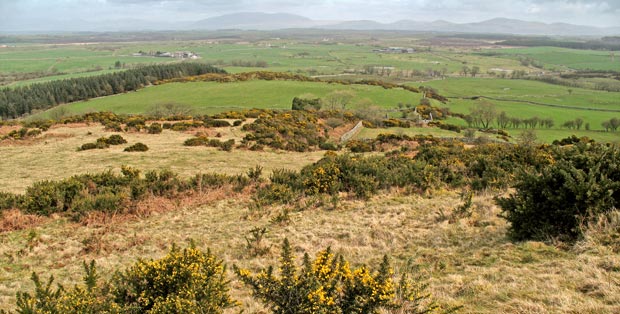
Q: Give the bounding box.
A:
[132,50,200,59]
[373,47,415,54]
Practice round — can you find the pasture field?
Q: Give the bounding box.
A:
[29,80,423,118]
[423,78,620,132]
[1,39,532,86]
[27,77,620,143]
[356,125,468,139]
[481,46,620,71]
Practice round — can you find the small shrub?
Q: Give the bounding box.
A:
[220,139,235,152]
[257,184,296,204]
[244,227,270,256]
[346,139,374,153]
[319,141,339,151]
[234,239,395,314]
[184,136,209,146]
[124,142,149,152]
[113,244,236,313]
[233,120,243,126]
[104,122,122,132]
[78,142,102,151]
[106,134,127,145]
[247,165,263,181]
[249,143,264,151]
[0,192,21,210]
[26,129,42,137]
[204,119,231,128]
[148,123,163,134]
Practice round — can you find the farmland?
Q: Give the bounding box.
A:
[29,80,422,117]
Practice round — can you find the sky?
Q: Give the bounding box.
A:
[1,0,619,31]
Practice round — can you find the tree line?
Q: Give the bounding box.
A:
[463,101,554,130]
[0,63,225,119]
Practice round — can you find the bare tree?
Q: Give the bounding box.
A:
[325,118,345,130]
[469,100,497,129]
[574,118,584,130]
[470,66,480,77]
[461,66,470,77]
[324,90,356,110]
[496,111,510,129]
[149,102,193,118]
[518,130,538,147]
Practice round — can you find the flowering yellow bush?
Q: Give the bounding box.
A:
[234,239,395,314]
[112,244,236,313]
[10,246,236,314]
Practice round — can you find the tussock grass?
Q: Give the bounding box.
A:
[1,190,618,313]
[0,124,324,193]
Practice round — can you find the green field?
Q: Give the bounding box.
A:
[1,40,531,86]
[423,77,620,132]
[482,46,620,71]
[4,35,620,145]
[0,46,177,74]
[31,80,422,118]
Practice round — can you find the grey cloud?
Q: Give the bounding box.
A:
[1,0,619,32]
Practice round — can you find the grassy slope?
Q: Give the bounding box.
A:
[0,124,324,194]
[30,80,422,118]
[1,190,618,313]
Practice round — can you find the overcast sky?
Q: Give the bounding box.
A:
[1,0,619,31]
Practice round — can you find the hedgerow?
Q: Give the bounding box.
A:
[0,127,44,141]
[4,166,252,220]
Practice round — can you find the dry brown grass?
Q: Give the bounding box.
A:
[1,123,619,313]
[0,191,618,313]
[0,124,324,193]
[0,209,44,232]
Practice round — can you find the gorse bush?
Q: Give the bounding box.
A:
[105,134,127,145]
[113,244,236,313]
[497,144,620,241]
[0,192,21,211]
[147,123,162,134]
[234,239,454,314]
[183,136,209,146]
[9,241,453,314]
[9,245,236,314]
[8,166,253,220]
[124,142,149,152]
[78,135,127,151]
[242,110,327,152]
[234,239,395,314]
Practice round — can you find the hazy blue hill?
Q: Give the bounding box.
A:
[192,12,316,30]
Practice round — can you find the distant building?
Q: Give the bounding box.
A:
[373,47,415,54]
[132,51,200,59]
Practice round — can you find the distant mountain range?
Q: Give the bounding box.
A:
[3,12,619,36]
